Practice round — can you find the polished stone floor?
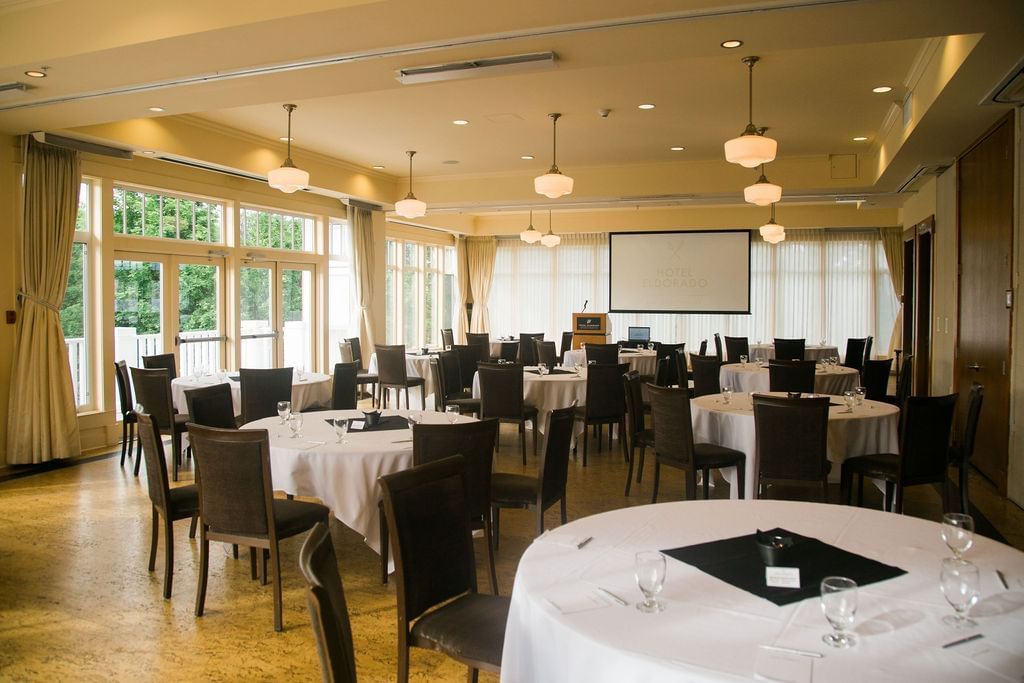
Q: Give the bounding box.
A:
[1,418,1021,681]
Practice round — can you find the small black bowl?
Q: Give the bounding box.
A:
[756,530,795,566]
[786,392,802,399]
[362,410,382,427]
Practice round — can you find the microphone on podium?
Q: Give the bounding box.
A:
[581,299,588,313]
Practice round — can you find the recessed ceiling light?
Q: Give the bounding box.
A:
[442,160,459,164]
[278,136,293,142]
[372,165,385,170]
[24,69,47,78]
[872,86,893,94]
[148,106,165,112]
[520,154,535,160]
[452,119,469,125]
[638,103,656,110]
[139,150,156,155]
[670,146,686,151]
[853,136,868,142]
[721,40,743,49]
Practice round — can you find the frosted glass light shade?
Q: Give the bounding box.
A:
[540,231,561,247]
[759,221,785,239]
[724,133,777,168]
[520,226,542,243]
[395,196,427,218]
[534,171,574,198]
[764,229,786,244]
[744,179,782,206]
[268,164,309,193]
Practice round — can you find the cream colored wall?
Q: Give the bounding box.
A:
[0,136,21,464]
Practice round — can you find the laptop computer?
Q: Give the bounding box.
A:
[627,326,651,343]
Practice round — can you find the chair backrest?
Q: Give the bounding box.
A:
[895,354,914,406]
[239,367,293,425]
[379,455,477,625]
[559,331,574,362]
[585,363,628,420]
[338,340,355,363]
[654,357,672,387]
[412,419,499,523]
[584,343,618,365]
[465,332,490,348]
[452,345,481,392]
[498,340,520,362]
[647,383,696,467]
[114,360,134,417]
[375,345,409,386]
[136,412,171,511]
[331,362,359,410]
[188,423,274,539]
[429,359,446,412]
[957,384,984,464]
[752,395,830,483]
[713,333,723,362]
[690,355,722,397]
[863,336,873,364]
[436,351,463,403]
[299,521,358,683]
[535,340,557,367]
[899,393,958,483]
[185,382,237,429]
[130,366,175,433]
[518,333,544,365]
[698,339,708,356]
[623,371,645,436]
[539,405,575,508]
[773,338,806,361]
[440,328,454,349]
[843,337,868,372]
[344,337,364,366]
[723,336,749,362]
[656,343,685,386]
[672,346,688,387]
[862,358,893,401]
[476,362,524,420]
[768,360,816,393]
[142,353,178,381]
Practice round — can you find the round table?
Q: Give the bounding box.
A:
[563,349,658,377]
[690,391,899,499]
[171,371,331,415]
[748,343,839,362]
[367,351,436,410]
[501,500,1024,683]
[720,362,860,395]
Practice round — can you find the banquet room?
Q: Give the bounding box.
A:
[2,0,1024,680]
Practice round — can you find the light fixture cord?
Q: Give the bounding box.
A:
[529,209,534,229]
[748,60,754,126]
[407,151,415,195]
[552,116,558,167]
[286,108,293,160]
[770,202,776,223]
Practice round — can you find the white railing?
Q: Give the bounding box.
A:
[179,331,221,376]
[65,337,88,406]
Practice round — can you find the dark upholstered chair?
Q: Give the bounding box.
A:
[114,360,139,468]
[131,366,189,480]
[622,371,655,495]
[299,522,358,683]
[863,358,893,401]
[440,328,455,350]
[559,331,574,364]
[690,355,722,397]
[574,363,629,467]
[375,344,425,409]
[647,384,745,502]
[492,405,575,546]
[535,340,558,367]
[753,395,831,501]
[843,337,869,373]
[239,367,293,425]
[723,336,749,362]
[518,333,544,365]
[432,353,481,415]
[188,423,329,631]
[477,362,538,465]
[345,336,378,407]
[331,362,359,410]
[584,343,618,365]
[698,339,708,356]
[887,354,914,408]
[185,382,238,429]
[379,456,511,683]
[713,333,723,362]
[950,384,984,514]
[773,338,806,361]
[453,344,488,392]
[466,332,490,348]
[864,336,874,363]
[672,345,689,387]
[497,340,520,362]
[841,393,958,513]
[137,412,198,599]
[768,360,816,393]
[653,357,672,387]
[142,352,178,380]
[655,343,685,386]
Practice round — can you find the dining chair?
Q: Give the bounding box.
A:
[477,362,538,465]
[137,412,198,599]
[863,335,874,364]
[375,344,425,409]
[671,344,689,388]
[432,353,481,415]
[378,456,511,683]
[862,358,893,401]
[768,360,816,393]
[185,382,238,429]
[723,336,749,362]
[188,423,329,631]
[690,355,722,397]
[622,372,654,495]
[239,367,293,425]
[142,352,178,381]
[114,360,139,468]
[453,344,487,392]
[773,338,806,361]
[498,340,520,362]
[842,337,869,373]
[584,343,618,365]
[574,362,629,467]
[345,336,378,407]
[466,332,491,348]
[492,404,575,546]
[647,383,745,502]
[840,393,958,513]
[949,383,984,514]
[653,357,673,386]
[752,395,831,501]
[518,333,544,365]
[440,328,454,350]
[655,343,685,386]
[713,333,723,362]
[535,339,558,367]
[331,362,360,410]
[299,521,358,683]
[131,366,190,480]
[559,331,574,364]
[887,354,914,408]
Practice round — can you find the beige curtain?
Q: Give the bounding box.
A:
[454,236,470,343]
[466,236,497,333]
[6,138,82,464]
[349,204,376,353]
[879,227,904,355]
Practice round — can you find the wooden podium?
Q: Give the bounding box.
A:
[571,312,610,349]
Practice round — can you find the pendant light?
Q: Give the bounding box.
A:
[520,209,542,243]
[759,203,786,244]
[744,162,782,206]
[394,150,427,218]
[534,113,574,198]
[267,104,310,193]
[540,210,561,247]
[724,57,777,168]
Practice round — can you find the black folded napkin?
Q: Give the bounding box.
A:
[344,415,411,432]
[548,368,575,375]
[661,527,906,606]
[228,374,241,381]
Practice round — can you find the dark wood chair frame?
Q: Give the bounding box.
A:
[299,521,358,683]
[114,360,139,469]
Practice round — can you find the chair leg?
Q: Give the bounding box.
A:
[134,437,143,476]
[483,517,499,595]
[398,641,410,683]
[250,547,258,580]
[560,497,567,525]
[821,477,829,504]
[163,516,175,599]
[624,442,635,496]
[620,419,629,462]
[894,483,905,514]
[736,463,746,500]
[637,445,646,484]
[519,421,527,467]
[467,666,479,683]
[491,506,501,551]
[380,503,389,585]
[271,544,283,632]
[195,527,209,617]
[883,481,894,512]
[840,466,852,505]
[684,468,697,501]
[261,549,269,586]
[651,462,661,503]
[128,421,136,461]
[959,463,970,514]
[171,431,181,482]
[148,506,159,572]
[702,467,710,500]
[120,420,129,467]
[188,514,198,539]
[232,543,239,560]
[532,418,538,457]
[582,424,589,467]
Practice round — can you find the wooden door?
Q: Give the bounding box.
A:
[957,115,1014,494]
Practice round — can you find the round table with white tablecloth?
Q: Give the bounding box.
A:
[720,362,860,395]
[748,343,839,362]
[501,499,1024,683]
[170,371,331,415]
[367,351,436,410]
[562,348,658,377]
[690,391,899,499]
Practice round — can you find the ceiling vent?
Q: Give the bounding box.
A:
[396,51,557,84]
[983,57,1024,105]
[31,132,133,159]
[896,162,951,193]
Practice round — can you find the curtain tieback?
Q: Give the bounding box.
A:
[17,289,59,313]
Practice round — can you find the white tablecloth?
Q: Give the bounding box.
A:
[563,349,657,377]
[472,367,586,436]
[368,352,436,410]
[502,500,1024,683]
[171,371,332,415]
[749,343,839,362]
[720,362,859,395]
[690,391,899,499]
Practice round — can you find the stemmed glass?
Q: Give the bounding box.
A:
[277,400,291,424]
[820,577,858,648]
[288,411,303,439]
[537,362,548,376]
[445,405,460,424]
[634,551,666,613]
[296,364,305,381]
[739,354,748,366]
[721,386,733,404]
[332,417,349,444]
[941,513,974,559]
[647,342,655,351]
[940,558,980,628]
[842,390,856,413]
[853,386,866,405]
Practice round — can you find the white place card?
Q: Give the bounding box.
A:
[350,420,366,431]
[754,647,813,683]
[765,567,801,589]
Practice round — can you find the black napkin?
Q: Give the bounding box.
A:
[344,415,411,432]
[227,374,240,381]
[548,368,575,375]
[661,527,906,606]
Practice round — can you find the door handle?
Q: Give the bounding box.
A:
[966,363,983,371]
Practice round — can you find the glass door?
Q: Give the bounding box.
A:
[280,263,314,372]
[240,264,276,368]
[113,256,165,368]
[174,257,225,376]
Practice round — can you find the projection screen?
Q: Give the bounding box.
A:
[609,230,751,314]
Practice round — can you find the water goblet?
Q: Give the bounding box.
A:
[854,386,866,406]
[739,354,748,366]
[288,412,303,439]
[940,558,980,628]
[820,577,858,648]
[634,551,666,613]
[296,364,305,381]
[277,400,291,424]
[647,342,655,351]
[819,338,827,346]
[722,386,733,404]
[445,405,460,424]
[842,390,856,413]
[333,418,349,444]
[537,362,548,376]
[941,513,974,559]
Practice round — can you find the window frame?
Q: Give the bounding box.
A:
[112,182,226,245]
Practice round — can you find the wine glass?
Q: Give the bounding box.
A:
[296,364,305,381]
[537,362,548,376]
[445,405,460,424]
[277,400,291,424]
[333,417,349,444]
[647,342,655,351]
[288,412,303,439]
[634,551,666,613]
[721,386,733,404]
[739,354,748,366]
[940,558,980,628]
[820,577,858,648]
[854,386,866,405]
[842,390,856,413]
[941,513,974,559]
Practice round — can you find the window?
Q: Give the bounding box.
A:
[113,185,223,242]
[240,206,314,251]
[384,238,456,347]
[61,181,91,408]
[328,219,359,364]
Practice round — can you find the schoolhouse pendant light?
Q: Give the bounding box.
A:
[267,104,310,193]
[534,113,574,198]
[744,163,783,206]
[540,210,561,248]
[520,209,542,243]
[394,150,427,218]
[759,203,786,244]
[724,57,777,168]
